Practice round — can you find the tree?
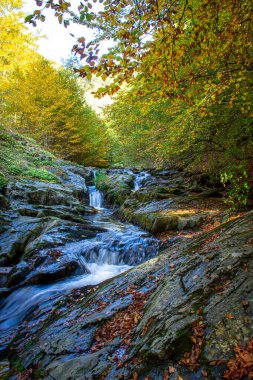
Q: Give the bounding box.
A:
[24,0,253,205]
[0,0,109,166]
[0,0,36,124]
[28,0,252,99]
[4,55,108,165]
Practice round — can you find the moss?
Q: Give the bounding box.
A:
[0,171,8,188]
[0,129,63,184]
[200,353,209,367]
[34,369,45,379]
[11,357,25,372]
[25,167,58,182]
[95,170,109,190]
[8,164,23,175]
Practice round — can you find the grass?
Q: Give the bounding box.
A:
[0,128,61,185]
[25,168,58,182]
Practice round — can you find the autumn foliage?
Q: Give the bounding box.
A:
[0,0,108,166]
[91,289,149,352]
[17,0,253,202]
[224,339,253,379]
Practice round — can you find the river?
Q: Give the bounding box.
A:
[0,171,158,341]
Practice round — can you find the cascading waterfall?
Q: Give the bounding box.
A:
[123,169,151,191]
[133,171,151,191]
[0,173,158,335]
[88,169,104,209]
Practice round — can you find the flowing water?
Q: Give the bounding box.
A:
[88,185,104,209]
[133,171,151,191]
[88,169,104,209]
[0,171,158,338]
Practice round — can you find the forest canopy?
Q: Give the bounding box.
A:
[5,0,253,206]
[0,0,108,166]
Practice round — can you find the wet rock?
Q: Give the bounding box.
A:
[5,211,253,379]
[22,258,88,285]
[7,261,31,287]
[96,169,134,206]
[7,181,83,210]
[0,216,47,265]
[57,164,88,201]
[0,194,9,209]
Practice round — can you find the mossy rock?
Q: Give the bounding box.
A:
[0,194,9,208]
[25,168,59,182]
[0,172,8,189]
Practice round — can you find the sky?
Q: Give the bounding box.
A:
[23,0,113,113]
[23,0,94,64]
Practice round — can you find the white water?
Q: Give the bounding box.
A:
[0,173,158,334]
[88,185,104,209]
[0,262,129,330]
[133,171,151,191]
[88,170,104,209]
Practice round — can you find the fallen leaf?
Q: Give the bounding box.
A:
[242,300,249,308]
[226,313,234,319]
[209,360,226,366]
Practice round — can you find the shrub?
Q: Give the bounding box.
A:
[221,166,250,210]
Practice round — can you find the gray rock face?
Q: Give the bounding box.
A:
[7,180,83,209]
[0,165,98,288]
[4,211,252,379]
[1,165,252,380]
[116,170,224,234]
[96,169,135,206]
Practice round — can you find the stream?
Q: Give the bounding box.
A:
[0,172,159,341]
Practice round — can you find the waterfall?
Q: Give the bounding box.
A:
[0,167,159,336]
[133,171,151,191]
[0,221,158,332]
[88,170,103,209]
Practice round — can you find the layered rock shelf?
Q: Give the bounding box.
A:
[0,164,252,380]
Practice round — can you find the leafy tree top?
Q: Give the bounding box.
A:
[27,0,252,99]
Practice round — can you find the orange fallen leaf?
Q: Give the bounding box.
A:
[226,313,234,319]
[209,360,226,366]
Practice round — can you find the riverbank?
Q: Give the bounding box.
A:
[0,131,252,380]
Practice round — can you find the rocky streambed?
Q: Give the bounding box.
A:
[0,165,252,380]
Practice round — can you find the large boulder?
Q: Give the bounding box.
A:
[0,164,103,288]
[96,169,134,206]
